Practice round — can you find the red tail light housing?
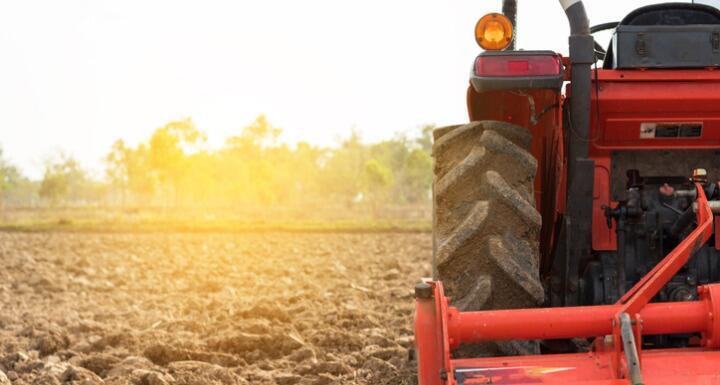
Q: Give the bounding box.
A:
[475,53,562,77]
[470,51,564,92]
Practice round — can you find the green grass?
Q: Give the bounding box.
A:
[0,205,431,233]
[0,217,431,233]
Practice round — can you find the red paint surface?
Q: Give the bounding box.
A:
[589,70,720,251]
[467,65,720,264]
[452,349,720,385]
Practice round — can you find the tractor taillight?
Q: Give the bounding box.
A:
[474,53,562,77]
[470,51,564,92]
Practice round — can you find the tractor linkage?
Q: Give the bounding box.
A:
[415,183,720,385]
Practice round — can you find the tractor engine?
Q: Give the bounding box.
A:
[582,164,720,335]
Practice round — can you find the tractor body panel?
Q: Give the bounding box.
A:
[453,349,720,385]
[589,69,720,252]
[468,63,720,306]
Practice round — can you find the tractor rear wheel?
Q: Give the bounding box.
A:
[432,120,544,356]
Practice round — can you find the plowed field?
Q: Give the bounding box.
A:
[0,232,430,385]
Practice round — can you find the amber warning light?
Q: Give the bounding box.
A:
[475,13,513,51]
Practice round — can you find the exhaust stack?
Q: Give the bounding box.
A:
[554,0,596,306]
[501,0,517,50]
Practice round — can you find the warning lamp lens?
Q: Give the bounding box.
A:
[475,13,513,50]
[474,54,562,77]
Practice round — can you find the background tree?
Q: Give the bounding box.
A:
[402,148,433,202]
[39,154,92,206]
[222,115,290,205]
[5,116,437,213]
[416,124,435,153]
[320,130,367,204]
[147,118,205,206]
[362,158,394,212]
[105,140,130,205]
[0,148,21,209]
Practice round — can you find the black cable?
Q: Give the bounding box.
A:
[593,59,601,142]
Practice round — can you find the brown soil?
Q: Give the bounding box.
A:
[0,232,430,384]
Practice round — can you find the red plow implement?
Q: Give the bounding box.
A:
[415,184,720,385]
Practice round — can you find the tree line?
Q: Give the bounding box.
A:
[0,116,434,210]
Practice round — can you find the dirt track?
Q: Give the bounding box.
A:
[0,232,430,385]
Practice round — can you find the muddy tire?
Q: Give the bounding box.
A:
[432,121,544,356]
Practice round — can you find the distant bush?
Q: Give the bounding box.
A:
[2,116,434,211]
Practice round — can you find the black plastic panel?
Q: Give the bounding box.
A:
[604,3,720,69]
[622,3,720,26]
[612,24,720,68]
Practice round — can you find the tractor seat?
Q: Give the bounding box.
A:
[604,3,720,69]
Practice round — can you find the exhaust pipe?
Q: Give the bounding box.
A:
[554,0,595,306]
[502,0,517,50]
[560,0,592,161]
[560,0,590,35]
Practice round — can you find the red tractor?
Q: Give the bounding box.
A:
[416,1,720,384]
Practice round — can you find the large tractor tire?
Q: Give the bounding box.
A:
[432,121,544,356]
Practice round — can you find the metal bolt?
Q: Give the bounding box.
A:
[692,168,708,184]
[415,282,433,299]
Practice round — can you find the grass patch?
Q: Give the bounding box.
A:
[0,217,431,233]
[0,206,431,233]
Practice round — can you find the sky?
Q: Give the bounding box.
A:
[1,0,718,179]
